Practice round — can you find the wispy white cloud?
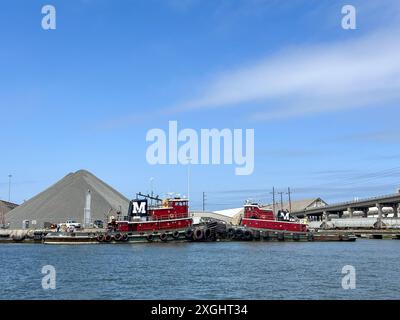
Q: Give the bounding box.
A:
[173,27,400,121]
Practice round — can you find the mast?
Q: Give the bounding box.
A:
[270,187,275,214]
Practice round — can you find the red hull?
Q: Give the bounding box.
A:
[241,218,307,232]
[116,217,192,232]
[240,203,308,232]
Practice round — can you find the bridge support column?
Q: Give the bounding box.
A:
[376,203,383,229]
[393,204,399,218]
[323,211,329,229]
[347,207,354,218]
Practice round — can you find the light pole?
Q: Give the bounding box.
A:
[8,174,12,202]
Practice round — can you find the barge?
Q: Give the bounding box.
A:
[44,231,100,244]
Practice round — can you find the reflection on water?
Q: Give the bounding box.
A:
[0,240,399,300]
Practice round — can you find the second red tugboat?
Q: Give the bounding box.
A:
[240,201,308,232]
[230,202,355,241]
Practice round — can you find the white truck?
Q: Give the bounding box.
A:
[65,220,81,229]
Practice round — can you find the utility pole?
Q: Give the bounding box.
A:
[8,174,12,202]
[278,191,284,211]
[187,158,191,205]
[202,192,206,212]
[270,187,276,213]
[286,187,292,213]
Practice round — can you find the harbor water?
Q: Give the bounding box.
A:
[1,239,399,300]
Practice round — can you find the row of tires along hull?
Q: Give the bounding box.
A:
[225,229,313,241]
[222,228,356,241]
[94,227,337,243]
[96,227,217,243]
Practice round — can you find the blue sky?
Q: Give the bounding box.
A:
[1,0,400,210]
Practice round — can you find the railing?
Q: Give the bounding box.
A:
[127,213,190,222]
[153,213,190,221]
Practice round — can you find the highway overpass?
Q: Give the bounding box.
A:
[292,193,400,228]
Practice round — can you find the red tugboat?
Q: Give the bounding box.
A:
[102,193,193,242]
[240,201,308,232]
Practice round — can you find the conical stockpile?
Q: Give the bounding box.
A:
[5,170,129,229]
